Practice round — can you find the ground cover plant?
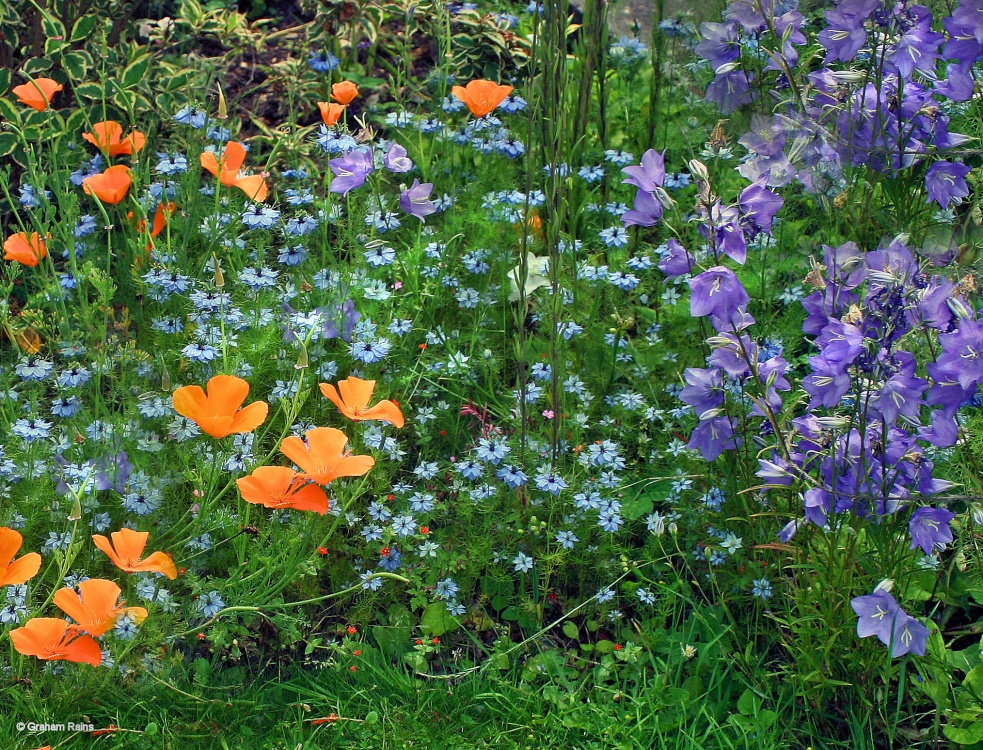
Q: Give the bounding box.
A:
[2,0,983,747]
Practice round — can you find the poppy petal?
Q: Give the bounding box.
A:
[359,400,405,428]
[130,551,177,579]
[222,141,247,173]
[229,400,269,435]
[171,385,209,423]
[205,375,250,417]
[338,377,377,412]
[200,151,219,177]
[234,175,268,203]
[1,552,42,586]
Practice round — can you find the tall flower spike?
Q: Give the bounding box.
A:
[10,618,103,666]
[0,527,42,586]
[319,377,405,428]
[279,427,375,485]
[92,528,178,579]
[172,374,268,439]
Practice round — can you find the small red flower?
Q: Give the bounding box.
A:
[614,643,623,651]
[317,546,329,556]
[419,526,429,535]
[347,625,358,635]
[431,638,439,645]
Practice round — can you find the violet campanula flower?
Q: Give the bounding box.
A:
[924,161,971,209]
[399,180,437,221]
[704,69,756,115]
[852,586,930,656]
[329,150,374,195]
[622,189,663,227]
[694,22,740,70]
[383,143,414,173]
[621,149,666,194]
[689,267,750,323]
[679,368,725,418]
[657,238,695,278]
[739,174,783,236]
[934,318,983,390]
[909,506,956,555]
[688,415,741,461]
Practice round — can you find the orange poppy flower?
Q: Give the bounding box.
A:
[317,102,346,126]
[12,77,62,111]
[331,81,359,105]
[82,165,132,205]
[0,527,42,586]
[82,121,146,156]
[92,528,178,579]
[9,618,102,666]
[172,374,269,438]
[53,578,147,637]
[200,142,269,202]
[319,377,405,428]
[451,79,513,118]
[3,232,47,267]
[279,427,375,486]
[237,466,330,514]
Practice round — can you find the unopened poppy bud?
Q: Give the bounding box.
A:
[295,341,309,370]
[68,498,82,521]
[216,84,228,120]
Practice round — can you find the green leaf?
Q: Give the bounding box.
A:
[22,58,54,75]
[965,664,983,694]
[42,16,67,41]
[420,602,459,637]
[45,37,68,58]
[65,107,87,133]
[595,639,615,654]
[71,14,98,43]
[0,97,21,124]
[737,689,760,716]
[944,722,983,745]
[0,133,18,158]
[562,621,579,640]
[0,68,9,95]
[121,53,151,89]
[364,711,379,725]
[74,81,103,99]
[61,51,89,81]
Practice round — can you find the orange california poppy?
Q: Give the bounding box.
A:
[279,427,375,486]
[92,528,178,579]
[237,466,330,514]
[0,527,42,587]
[82,165,132,205]
[53,578,147,637]
[82,121,147,156]
[10,618,103,666]
[451,79,513,118]
[319,377,405,428]
[331,81,359,105]
[317,101,346,126]
[171,374,269,438]
[12,77,62,111]
[3,232,47,267]
[200,142,269,202]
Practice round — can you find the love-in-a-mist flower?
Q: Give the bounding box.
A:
[13,77,62,111]
[451,79,513,118]
[200,142,269,202]
[172,375,269,439]
[3,232,47,267]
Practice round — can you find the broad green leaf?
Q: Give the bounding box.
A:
[420,601,459,637]
[0,68,10,95]
[562,621,579,640]
[22,58,54,75]
[944,722,983,745]
[0,132,18,158]
[0,97,21,124]
[61,51,90,82]
[121,54,151,89]
[71,14,98,42]
[74,81,103,99]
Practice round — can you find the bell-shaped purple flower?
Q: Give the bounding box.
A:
[399,180,437,221]
[689,266,749,323]
[925,161,971,209]
[909,506,956,555]
[688,415,741,461]
[384,143,414,173]
[621,149,666,193]
[329,150,374,195]
[851,589,900,645]
[658,238,695,278]
[622,189,663,227]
